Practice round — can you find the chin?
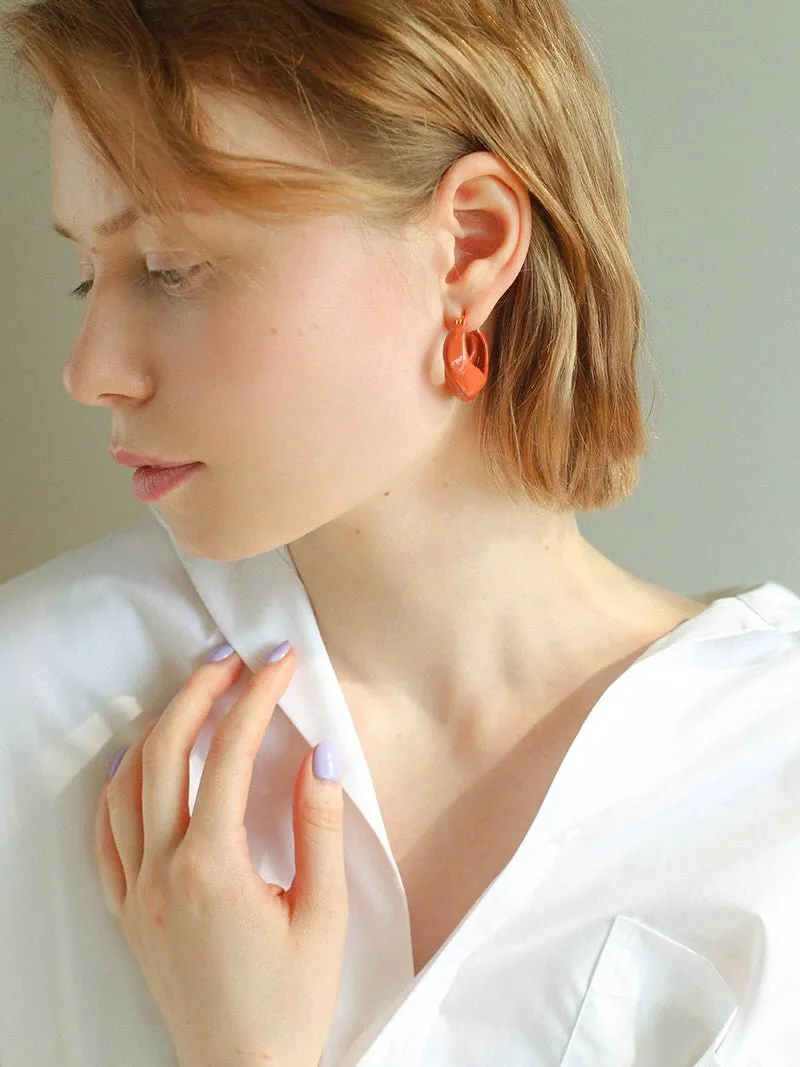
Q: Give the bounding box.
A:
[171,521,280,563]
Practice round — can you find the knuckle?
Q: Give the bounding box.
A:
[299,797,341,834]
[171,842,219,897]
[136,870,169,916]
[140,721,171,765]
[206,724,236,762]
[185,671,214,698]
[140,712,178,755]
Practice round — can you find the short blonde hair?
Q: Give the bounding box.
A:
[2,0,658,511]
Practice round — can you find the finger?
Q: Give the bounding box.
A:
[186,645,296,852]
[140,651,245,868]
[105,719,159,892]
[94,782,127,914]
[287,744,347,935]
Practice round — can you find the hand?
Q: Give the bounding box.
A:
[94,643,348,1067]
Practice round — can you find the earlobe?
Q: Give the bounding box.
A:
[440,154,532,334]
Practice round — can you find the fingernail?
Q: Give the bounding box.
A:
[205,642,236,662]
[264,640,292,665]
[313,739,341,781]
[107,746,129,780]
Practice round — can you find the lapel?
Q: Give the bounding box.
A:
[146,505,396,869]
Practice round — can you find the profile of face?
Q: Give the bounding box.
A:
[51,90,527,562]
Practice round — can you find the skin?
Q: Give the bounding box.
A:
[50,88,706,768]
[97,646,350,1067]
[54,84,710,1059]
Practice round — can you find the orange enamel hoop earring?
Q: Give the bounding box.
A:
[442,313,491,401]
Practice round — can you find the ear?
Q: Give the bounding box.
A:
[432,150,532,334]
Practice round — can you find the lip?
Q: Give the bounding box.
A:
[112,447,199,469]
[131,462,203,502]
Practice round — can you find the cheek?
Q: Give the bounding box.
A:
[188,245,445,489]
[195,261,400,413]
[185,306,274,388]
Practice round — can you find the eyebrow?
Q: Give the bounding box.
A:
[52,206,146,242]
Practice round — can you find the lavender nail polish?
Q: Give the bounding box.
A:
[264,640,292,664]
[206,642,235,662]
[107,746,129,780]
[313,740,342,781]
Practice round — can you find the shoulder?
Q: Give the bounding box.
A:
[1,514,191,624]
[0,515,211,768]
[734,579,800,633]
[728,580,800,690]
[0,515,201,663]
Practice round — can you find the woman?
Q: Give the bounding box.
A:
[1,1,798,1065]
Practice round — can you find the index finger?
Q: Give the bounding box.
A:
[140,651,245,867]
[185,647,296,851]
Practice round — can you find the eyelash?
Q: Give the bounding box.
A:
[68,265,206,302]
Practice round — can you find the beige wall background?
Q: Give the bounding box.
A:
[1,0,798,595]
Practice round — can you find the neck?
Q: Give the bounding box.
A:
[286,417,701,745]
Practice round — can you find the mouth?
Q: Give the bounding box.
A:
[130,462,203,502]
[111,447,199,469]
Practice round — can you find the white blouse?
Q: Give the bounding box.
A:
[1,504,799,1066]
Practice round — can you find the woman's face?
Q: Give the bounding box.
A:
[51,90,462,561]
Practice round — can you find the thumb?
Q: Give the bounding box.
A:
[287,740,347,932]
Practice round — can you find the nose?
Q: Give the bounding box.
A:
[61,346,152,408]
[60,296,153,408]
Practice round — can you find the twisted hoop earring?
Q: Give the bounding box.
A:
[442,312,490,401]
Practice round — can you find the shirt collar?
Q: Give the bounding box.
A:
[147,505,799,845]
[147,506,393,859]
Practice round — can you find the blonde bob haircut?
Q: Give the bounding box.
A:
[1,0,660,512]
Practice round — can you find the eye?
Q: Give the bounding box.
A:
[68,264,207,302]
